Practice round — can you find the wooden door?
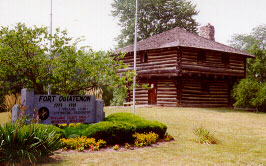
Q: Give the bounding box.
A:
[148,80,157,105]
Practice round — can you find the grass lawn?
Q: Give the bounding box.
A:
[1,107,266,165]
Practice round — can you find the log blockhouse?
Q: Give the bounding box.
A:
[117,24,254,107]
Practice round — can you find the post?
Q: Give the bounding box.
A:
[48,0,53,95]
[50,0,53,50]
[133,0,138,114]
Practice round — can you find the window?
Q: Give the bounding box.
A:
[201,80,210,92]
[197,51,206,63]
[221,54,229,66]
[140,52,148,63]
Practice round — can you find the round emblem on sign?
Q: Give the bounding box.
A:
[38,107,49,120]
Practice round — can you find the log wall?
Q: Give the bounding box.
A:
[119,46,246,107]
[129,80,148,105]
[157,79,177,106]
[181,78,229,107]
[129,79,178,106]
[120,49,178,76]
[181,48,245,77]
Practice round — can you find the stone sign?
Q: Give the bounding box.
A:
[12,89,105,124]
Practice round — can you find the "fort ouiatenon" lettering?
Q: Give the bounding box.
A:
[39,95,91,102]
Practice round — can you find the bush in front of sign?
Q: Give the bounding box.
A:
[104,112,167,138]
[63,124,91,138]
[82,121,136,144]
[0,122,62,165]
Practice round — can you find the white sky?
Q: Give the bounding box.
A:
[0,0,265,51]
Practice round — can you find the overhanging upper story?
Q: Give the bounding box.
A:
[117,24,255,79]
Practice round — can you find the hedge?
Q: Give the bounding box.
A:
[63,124,91,138]
[104,112,167,138]
[82,121,136,144]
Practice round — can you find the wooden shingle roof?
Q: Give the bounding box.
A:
[120,27,254,57]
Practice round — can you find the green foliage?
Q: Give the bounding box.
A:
[113,144,120,150]
[82,121,136,144]
[23,124,66,138]
[164,132,174,141]
[229,24,266,82]
[0,23,134,95]
[247,45,266,82]
[193,127,217,144]
[110,86,128,106]
[101,85,114,106]
[133,132,159,147]
[232,78,260,108]
[112,0,199,48]
[63,124,91,138]
[104,112,167,138]
[230,25,266,111]
[0,123,61,165]
[233,78,266,112]
[229,24,265,52]
[251,84,266,111]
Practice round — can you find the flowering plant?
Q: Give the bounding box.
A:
[125,143,131,149]
[60,137,106,151]
[113,144,119,150]
[133,132,159,147]
[164,132,174,141]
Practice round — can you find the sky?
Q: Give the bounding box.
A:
[0,0,265,51]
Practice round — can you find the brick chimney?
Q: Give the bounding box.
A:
[199,23,215,41]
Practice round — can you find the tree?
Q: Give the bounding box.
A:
[0,23,133,96]
[112,0,199,48]
[229,25,265,52]
[230,25,266,111]
[229,25,266,82]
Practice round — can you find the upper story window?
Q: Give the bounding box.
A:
[197,51,206,63]
[221,54,229,66]
[140,52,148,63]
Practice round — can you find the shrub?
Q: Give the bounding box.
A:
[113,144,119,150]
[164,132,174,141]
[193,127,217,144]
[0,93,21,113]
[63,123,90,138]
[60,137,106,151]
[82,121,136,144]
[232,78,266,112]
[0,123,61,165]
[105,112,167,138]
[23,124,66,138]
[133,132,159,147]
[110,86,128,106]
[232,78,260,109]
[124,143,131,149]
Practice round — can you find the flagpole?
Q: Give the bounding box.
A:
[48,0,53,95]
[50,0,53,50]
[133,0,138,114]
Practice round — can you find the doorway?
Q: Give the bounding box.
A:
[148,80,157,105]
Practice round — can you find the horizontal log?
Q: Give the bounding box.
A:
[181,103,227,107]
[157,104,178,107]
[182,97,228,101]
[137,68,177,74]
[138,73,179,77]
[157,98,177,102]
[182,64,243,75]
